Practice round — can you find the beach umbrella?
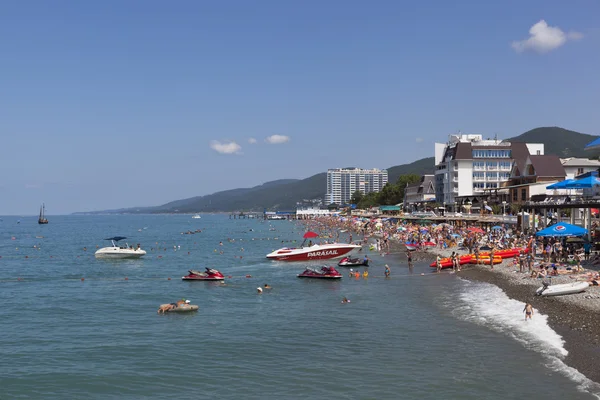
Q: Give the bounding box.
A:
[564,175,600,188]
[585,137,600,151]
[535,222,587,237]
[546,179,576,189]
[491,225,503,230]
[303,231,319,239]
[467,227,485,234]
[451,233,461,238]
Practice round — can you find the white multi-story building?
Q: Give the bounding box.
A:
[434,134,544,209]
[560,158,600,179]
[326,168,388,205]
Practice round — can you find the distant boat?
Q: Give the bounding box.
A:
[38,204,48,224]
[192,214,201,219]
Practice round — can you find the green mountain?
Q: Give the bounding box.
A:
[80,127,598,213]
[506,126,598,158]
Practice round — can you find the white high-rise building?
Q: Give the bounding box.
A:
[326,168,388,205]
[434,133,544,209]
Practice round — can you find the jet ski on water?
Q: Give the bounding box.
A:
[182,267,225,281]
[338,257,369,267]
[297,266,342,279]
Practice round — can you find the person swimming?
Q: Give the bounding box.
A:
[342,297,350,304]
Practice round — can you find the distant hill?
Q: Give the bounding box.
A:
[506,127,598,158]
[387,157,435,183]
[78,127,598,213]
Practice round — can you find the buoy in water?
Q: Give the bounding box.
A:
[124,277,128,280]
[168,277,171,280]
[246,275,252,278]
[81,278,85,281]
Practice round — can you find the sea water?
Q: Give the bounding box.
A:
[0,214,599,399]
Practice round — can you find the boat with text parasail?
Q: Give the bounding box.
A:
[266,231,360,261]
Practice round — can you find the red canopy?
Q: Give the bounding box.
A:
[467,227,485,234]
[303,231,319,239]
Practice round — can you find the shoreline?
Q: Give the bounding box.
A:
[417,244,600,384]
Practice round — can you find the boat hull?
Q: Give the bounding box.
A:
[95,248,147,259]
[160,304,199,313]
[535,282,589,296]
[297,275,342,279]
[182,276,224,281]
[266,244,360,261]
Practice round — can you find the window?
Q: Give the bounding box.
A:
[472,161,485,169]
[536,150,541,155]
[521,188,527,201]
[513,189,518,202]
[473,182,485,189]
[487,182,498,188]
[472,149,511,158]
[500,172,511,180]
[577,168,584,176]
[473,172,485,180]
[486,161,497,169]
[500,161,512,170]
[487,172,498,179]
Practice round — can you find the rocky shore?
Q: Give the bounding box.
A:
[415,244,600,384]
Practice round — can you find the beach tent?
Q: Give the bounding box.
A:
[563,175,600,188]
[491,225,503,230]
[535,222,587,237]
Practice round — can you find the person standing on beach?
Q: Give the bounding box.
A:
[436,255,442,273]
[406,249,412,265]
[523,303,534,320]
[385,264,391,277]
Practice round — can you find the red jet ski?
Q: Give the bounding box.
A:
[338,257,369,267]
[297,266,342,279]
[182,267,225,281]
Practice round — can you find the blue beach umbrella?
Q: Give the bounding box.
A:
[491,225,502,230]
[585,137,600,151]
[535,222,587,237]
[546,179,576,189]
[563,175,600,189]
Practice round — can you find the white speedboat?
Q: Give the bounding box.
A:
[95,237,146,259]
[267,243,361,261]
[192,214,201,219]
[535,281,589,296]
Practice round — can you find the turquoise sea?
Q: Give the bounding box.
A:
[1,214,599,399]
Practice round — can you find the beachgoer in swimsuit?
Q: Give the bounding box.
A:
[523,303,533,320]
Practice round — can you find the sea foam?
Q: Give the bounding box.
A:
[451,279,600,399]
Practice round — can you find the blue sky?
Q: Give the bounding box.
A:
[1,0,598,214]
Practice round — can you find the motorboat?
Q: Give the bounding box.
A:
[192,214,201,219]
[338,257,368,267]
[267,215,286,220]
[535,281,589,296]
[182,268,225,281]
[266,231,360,261]
[94,237,146,259]
[267,243,361,261]
[297,266,342,279]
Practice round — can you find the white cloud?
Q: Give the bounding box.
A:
[209,140,242,154]
[265,134,290,144]
[415,137,424,143]
[511,20,583,54]
[248,138,257,144]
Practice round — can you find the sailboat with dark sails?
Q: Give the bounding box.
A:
[38,204,48,224]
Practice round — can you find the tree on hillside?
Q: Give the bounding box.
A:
[357,192,379,209]
[350,190,364,205]
[378,183,403,205]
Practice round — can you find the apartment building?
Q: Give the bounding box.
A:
[434,134,544,210]
[326,168,388,205]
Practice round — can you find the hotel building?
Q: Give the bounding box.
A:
[326,168,388,205]
[434,134,544,210]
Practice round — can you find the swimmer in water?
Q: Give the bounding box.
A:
[342,297,350,304]
[264,284,272,289]
[523,303,533,320]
